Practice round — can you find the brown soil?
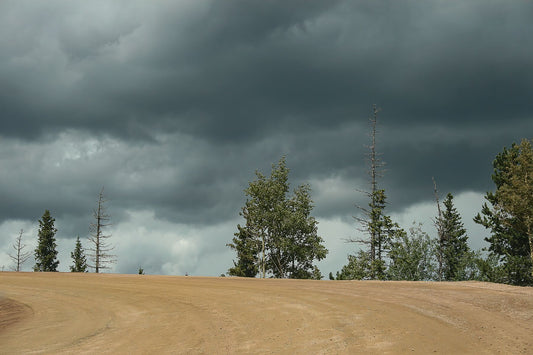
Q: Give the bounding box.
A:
[0,297,32,332]
[1,272,532,354]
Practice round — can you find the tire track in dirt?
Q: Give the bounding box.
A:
[0,297,33,331]
[1,273,532,354]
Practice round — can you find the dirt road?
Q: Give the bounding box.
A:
[1,272,531,354]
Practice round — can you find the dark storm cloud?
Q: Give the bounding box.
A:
[0,132,239,226]
[2,0,531,143]
[1,0,532,229]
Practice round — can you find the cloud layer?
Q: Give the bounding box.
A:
[1,1,531,275]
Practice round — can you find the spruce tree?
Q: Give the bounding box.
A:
[336,250,371,280]
[227,223,259,277]
[34,210,59,272]
[70,236,88,272]
[438,193,470,280]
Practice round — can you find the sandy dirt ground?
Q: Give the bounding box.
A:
[1,272,532,354]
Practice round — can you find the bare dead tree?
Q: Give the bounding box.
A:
[347,105,390,279]
[9,229,31,272]
[87,187,116,273]
[368,105,385,266]
[432,177,445,281]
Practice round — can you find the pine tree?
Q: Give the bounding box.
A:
[9,229,31,272]
[438,193,470,280]
[474,139,533,285]
[34,210,59,272]
[311,266,323,280]
[494,139,533,278]
[335,250,371,280]
[70,236,88,272]
[227,223,259,277]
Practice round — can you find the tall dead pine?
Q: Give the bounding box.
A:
[368,105,385,266]
[432,177,445,281]
[348,105,389,279]
[87,187,116,273]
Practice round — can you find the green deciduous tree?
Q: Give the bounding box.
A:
[268,183,328,279]
[70,236,88,272]
[228,157,328,278]
[388,224,436,281]
[34,210,59,272]
[474,139,533,285]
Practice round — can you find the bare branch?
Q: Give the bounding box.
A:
[87,187,116,273]
[9,229,31,272]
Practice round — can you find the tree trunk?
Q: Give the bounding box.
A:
[369,105,378,279]
[529,224,533,278]
[432,177,444,281]
[96,209,101,273]
[261,233,266,278]
[88,187,115,273]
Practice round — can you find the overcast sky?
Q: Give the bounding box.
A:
[1,1,532,276]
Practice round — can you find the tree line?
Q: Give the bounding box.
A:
[8,188,115,273]
[227,106,533,286]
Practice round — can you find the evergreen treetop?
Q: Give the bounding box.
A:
[34,209,59,272]
[438,193,469,281]
[70,236,88,272]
